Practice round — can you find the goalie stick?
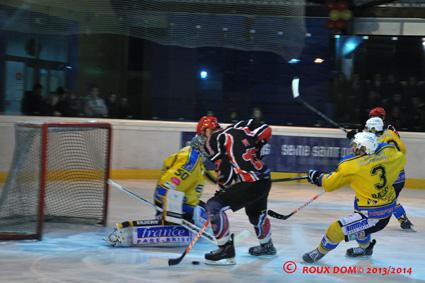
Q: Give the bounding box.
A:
[108,179,217,244]
[292,77,348,133]
[268,191,325,220]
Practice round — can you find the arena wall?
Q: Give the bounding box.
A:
[1,115,424,188]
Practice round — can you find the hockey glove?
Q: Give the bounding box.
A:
[346,129,358,140]
[307,170,323,187]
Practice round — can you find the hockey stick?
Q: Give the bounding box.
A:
[292,77,347,133]
[168,219,210,266]
[108,179,217,244]
[271,176,308,183]
[267,191,325,220]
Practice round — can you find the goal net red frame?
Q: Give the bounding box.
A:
[0,122,112,240]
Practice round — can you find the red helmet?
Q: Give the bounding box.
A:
[196,116,219,135]
[369,107,386,120]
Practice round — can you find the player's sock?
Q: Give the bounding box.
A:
[248,239,277,256]
[346,239,376,257]
[393,203,415,231]
[205,234,236,265]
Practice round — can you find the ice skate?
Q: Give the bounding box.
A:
[346,239,376,257]
[302,248,325,263]
[205,234,236,265]
[248,239,277,256]
[400,217,416,232]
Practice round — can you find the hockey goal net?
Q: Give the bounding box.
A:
[0,122,112,240]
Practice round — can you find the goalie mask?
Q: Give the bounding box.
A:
[351,132,378,155]
[189,134,207,157]
[365,117,384,133]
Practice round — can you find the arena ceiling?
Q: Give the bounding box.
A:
[1,0,424,21]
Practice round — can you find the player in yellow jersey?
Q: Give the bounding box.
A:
[303,132,406,263]
[365,114,415,231]
[105,135,210,248]
[153,134,208,225]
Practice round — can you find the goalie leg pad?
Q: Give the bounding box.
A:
[165,189,185,223]
[207,197,230,245]
[193,204,209,228]
[133,224,192,247]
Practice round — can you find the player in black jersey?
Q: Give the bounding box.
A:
[196,116,276,265]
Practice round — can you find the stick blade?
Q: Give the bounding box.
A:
[168,256,183,266]
[268,209,291,220]
[291,77,300,99]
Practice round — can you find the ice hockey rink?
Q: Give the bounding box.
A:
[0,180,423,283]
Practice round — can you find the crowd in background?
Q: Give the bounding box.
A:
[20,74,425,132]
[21,84,133,119]
[331,72,425,131]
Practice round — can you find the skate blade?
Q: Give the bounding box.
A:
[252,254,278,258]
[345,253,372,258]
[204,258,236,265]
[401,227,417,232]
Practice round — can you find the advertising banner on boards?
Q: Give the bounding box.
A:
[182,132,351,173]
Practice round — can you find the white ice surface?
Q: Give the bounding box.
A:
[0,180,424,283]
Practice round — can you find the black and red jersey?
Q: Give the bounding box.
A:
[205,119,271,187]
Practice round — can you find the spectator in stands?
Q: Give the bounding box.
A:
[388,105,407,130]
[367,73,383,97]
[46,87,66,116]
[106,93,120,118]
[406,96,425,131]
[21,83,47,116]
[119,97,132,119]
[55,87,70,116]
[84,86,108,118]
[364,90,382,112]
[348,73,365,107]
[404,76,419,98]
[385,93,408,114]
[331,72,349,120]
[251,107,264,123]
[382,73,402,101]
[62,92,83,117]
[229,111,239,123]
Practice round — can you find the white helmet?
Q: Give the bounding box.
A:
[365,117,384,133]
[352,132,378,155]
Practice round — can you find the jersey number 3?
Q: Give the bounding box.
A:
[371,165,387,190]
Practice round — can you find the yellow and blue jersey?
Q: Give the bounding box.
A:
[154,146,205,211]
[319,143,406,218]
[377,129,406,154]
[377,129,406,184]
